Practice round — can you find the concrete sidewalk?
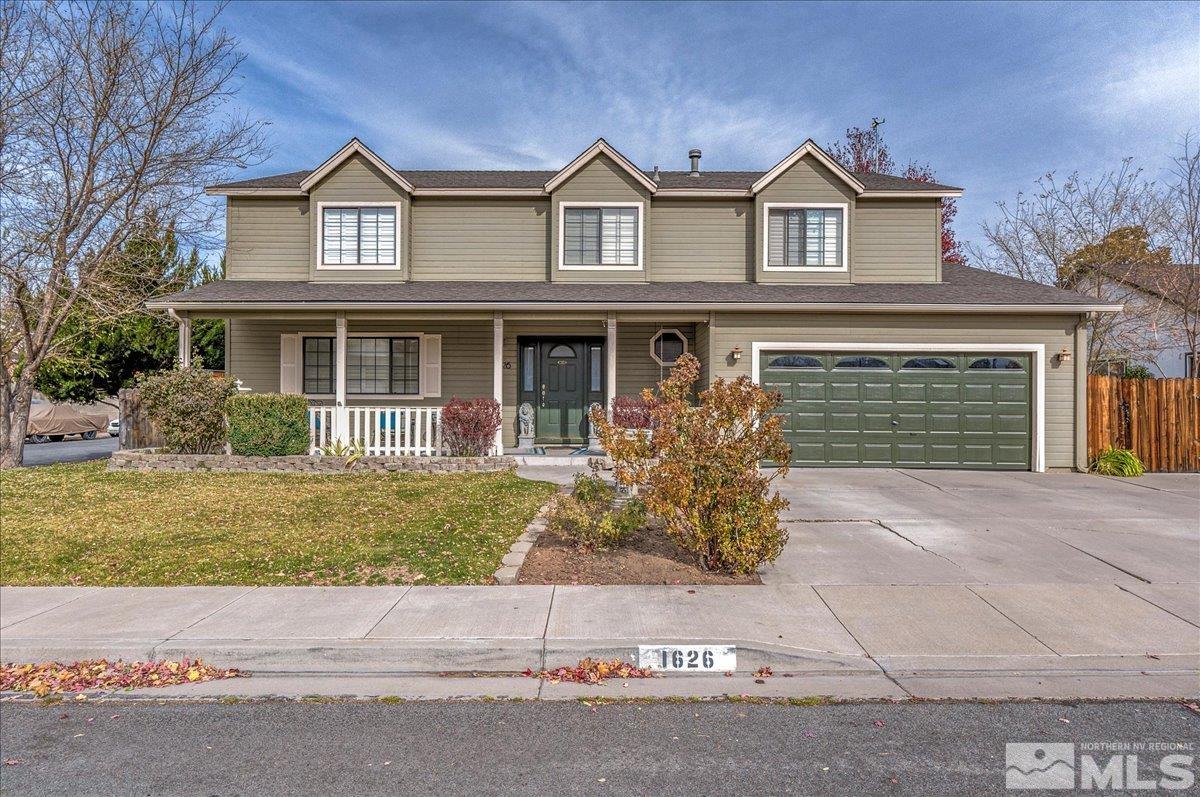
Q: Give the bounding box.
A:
[3,583,1198,700]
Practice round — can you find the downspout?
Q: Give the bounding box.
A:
[166,308,191,368]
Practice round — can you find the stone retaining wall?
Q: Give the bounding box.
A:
[108,449,516,474]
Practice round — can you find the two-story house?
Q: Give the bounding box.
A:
[151,138,1119,471]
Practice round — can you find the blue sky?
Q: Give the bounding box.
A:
[215,0,1199,255]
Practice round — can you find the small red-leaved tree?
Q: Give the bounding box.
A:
[441,398,501,456]
[590,354,791,574]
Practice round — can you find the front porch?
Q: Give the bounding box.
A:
[176,310,702,455]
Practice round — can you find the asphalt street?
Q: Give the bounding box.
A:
[1,700,1195,796]
[20,436,117,467]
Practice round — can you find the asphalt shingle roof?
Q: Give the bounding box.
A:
[152,264,1110,309]
[210,168,960,193]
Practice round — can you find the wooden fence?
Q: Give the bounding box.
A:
[1087,375,1200,472]
[117,387,163,451]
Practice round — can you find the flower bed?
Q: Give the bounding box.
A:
[108,449,515,474]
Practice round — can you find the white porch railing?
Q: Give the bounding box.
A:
[308,406,444,456]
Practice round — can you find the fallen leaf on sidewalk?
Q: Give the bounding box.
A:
[3,759,21,766]
[753,667,773,678]
[873,719,886,728]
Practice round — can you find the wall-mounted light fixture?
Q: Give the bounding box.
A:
[1057,347,1072,364]
[730,346,743,362]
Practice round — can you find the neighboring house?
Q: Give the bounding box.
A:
[150,138,1120,471]
[1078,263,1199,378]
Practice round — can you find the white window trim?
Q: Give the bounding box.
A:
[299,331,425,400]
[762,202,849,273]
[558,200,645,271]
[315,201,403,270]
[649,328,688,366]
[750,342,1046,472]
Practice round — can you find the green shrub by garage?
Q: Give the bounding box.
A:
[226,394,310,456]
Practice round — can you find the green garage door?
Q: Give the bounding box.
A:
[761,351,1031,469]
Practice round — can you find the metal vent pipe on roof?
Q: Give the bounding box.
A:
[688,149,701,177]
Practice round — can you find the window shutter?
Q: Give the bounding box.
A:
[421,334,442,397]
[280,334,300,394]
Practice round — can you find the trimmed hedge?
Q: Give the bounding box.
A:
[226,393,311,456]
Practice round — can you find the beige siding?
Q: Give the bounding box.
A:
[706,312,1083,469]
[308,155,409,282]
[226,317,490,407]
[225,198,310,280]
[852,199,940,283]
[651,200,752,282]
[754,155,855,284]
[615,324,696,396]
[551,154,651,283]
[411,198,549,281]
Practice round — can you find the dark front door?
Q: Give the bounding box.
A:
[518,338,605,446]
[539,342,586,444]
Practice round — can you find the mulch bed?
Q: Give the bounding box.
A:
[517,524,761,585]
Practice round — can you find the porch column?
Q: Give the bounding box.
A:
[176,311,191,368]
[334,312,348,443]
[493,312,504,455]
[605,312,617,420]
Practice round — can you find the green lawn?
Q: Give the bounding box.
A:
[0,461,556,586]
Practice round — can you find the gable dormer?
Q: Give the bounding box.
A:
[548,139,655,283]
[752,140,861,285]
[305,139,412,282]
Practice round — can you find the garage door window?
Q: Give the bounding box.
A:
[834,355,888,369]
[968,357,1024,371]
[768,354,823,369]
[901,357,956,370]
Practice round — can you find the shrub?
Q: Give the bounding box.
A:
[1091,446,1145,477]
[138,367,236,454]
[611,395,652,429]
[442,397,502,456]
[226,394,310,456]
[590,353,791,574]
[1121,364,1154,380]
[546,473,646,550]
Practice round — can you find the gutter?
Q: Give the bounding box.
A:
[146,299,1126,314]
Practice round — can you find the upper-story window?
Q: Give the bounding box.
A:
[559,202,643,270]
[318,203,399,268]
[764,203,847,272]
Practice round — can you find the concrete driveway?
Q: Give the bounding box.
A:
[763,469,1200,588]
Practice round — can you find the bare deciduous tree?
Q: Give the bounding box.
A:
[1161,135,1200,367]
[970,136,1200,373]
[0,0,266,467]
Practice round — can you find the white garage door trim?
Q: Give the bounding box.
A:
[750,341,1046,473]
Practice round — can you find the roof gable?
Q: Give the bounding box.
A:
[544,138,658,194]
[751,140,865,195]
[299,138,414,194]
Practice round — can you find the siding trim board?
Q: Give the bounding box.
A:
[750,341,1047,472]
